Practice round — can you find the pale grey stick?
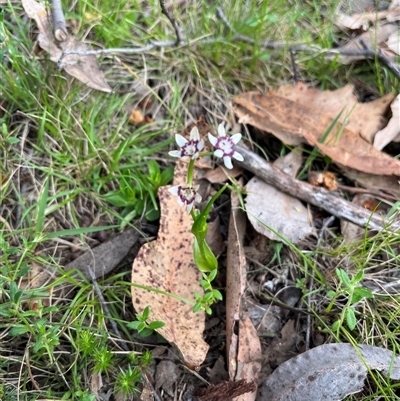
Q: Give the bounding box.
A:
[50,0,68,42]
[234,145,400,232]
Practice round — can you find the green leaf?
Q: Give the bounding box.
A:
[5,137,20,144]
[208,269,218,282]
[102,190,131,207]
[127,321,141,330]
[213,289,223,301]
[142,306,150,320]
[160,167,174,186]
[193,238,218,272]
[332,320,341,331]
[353,269,364,283]
[345,307,357,330]
[351,287,374,304]
[193,302,202,313]
[139,328,153,338]
[326,290,336,298]
[387,201,400,219]
[9,325,31,336]
[336,268,351,288]
[0,306,12,317]
[148,321,165,330]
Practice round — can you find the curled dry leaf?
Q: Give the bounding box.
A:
[245,150,316,244]
[332,23,399,64]
[387,30,400,54]
[258,343,400,401]
[226,190,247,379]
[234,84,400,175]
[203,164,244,184]
[236,315,262,401]
[22,0,112,92]
[374,94,400,150]
[131,186,208,369]
[226,191,261,401]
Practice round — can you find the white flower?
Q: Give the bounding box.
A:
[208,124,244,169]
[169,126,205,160]
[168,185,202,213]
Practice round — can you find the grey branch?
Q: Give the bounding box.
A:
[50,0,68,42]
[160,0,182,45]
[217,7,400,79]
[234,145,400,232]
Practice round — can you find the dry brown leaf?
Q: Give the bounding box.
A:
[374,94,400,149]
[22,0,112,92]
[341,168,400,198]
[205,215,225,257]
[333,23,399,64]
[64,228,138,279]
[131,119,211,369]
[131,186,208,368]
[226,190,247,380]
[234,87,400,175]
[235,315,261,401]
[387,30,400,54]
[269,83,394,143]
[245,150,316,244]
[203,164,244,184]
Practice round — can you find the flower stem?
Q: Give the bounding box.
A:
[187,159,195,186]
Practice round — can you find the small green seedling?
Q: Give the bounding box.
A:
[128,306,165,337]
[193,269,223,314]
[326,268,374,332]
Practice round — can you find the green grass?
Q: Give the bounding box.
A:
[1,0,400,399]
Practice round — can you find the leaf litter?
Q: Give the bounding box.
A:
[131,120,211,369]
[22,0,112,92]
[10,1,400,397]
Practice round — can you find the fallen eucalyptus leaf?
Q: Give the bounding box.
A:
[258,343,400,401]
[22,0,112,92]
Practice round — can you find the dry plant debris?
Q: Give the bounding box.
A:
[22,0,112,92]
[374,94,400,150]
[334,0,400,62]
[258,343,400,401]
[245,149,316,244]
[131,184,208,369]
[226,191,261,401]
[131,120,215,369]
[234,83,400,175]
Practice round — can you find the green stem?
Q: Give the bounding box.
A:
[187,159,195,186]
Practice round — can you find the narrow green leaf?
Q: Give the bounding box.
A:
[345,307,357,331]
[148,321,165,330]
[9,325,31,336]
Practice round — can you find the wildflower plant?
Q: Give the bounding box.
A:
[168,123,243,313]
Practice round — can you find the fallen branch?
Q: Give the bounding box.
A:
[217,7,400,80]
[234,145,400,232]
[50,0,67,42]
[57,7,400,81]
[160,0,182,45]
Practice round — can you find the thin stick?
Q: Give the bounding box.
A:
[216,7,400,79]
[86,265,130,352]
[359,38,400,80]
[159,0,182,45]
[234,145,400,232]
[50,0,68,42]
[290,48,300,84]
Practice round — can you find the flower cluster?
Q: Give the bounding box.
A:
[168,123,243,212]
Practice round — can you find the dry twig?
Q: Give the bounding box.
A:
[234,145,400,232]
[50,0,68,41]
